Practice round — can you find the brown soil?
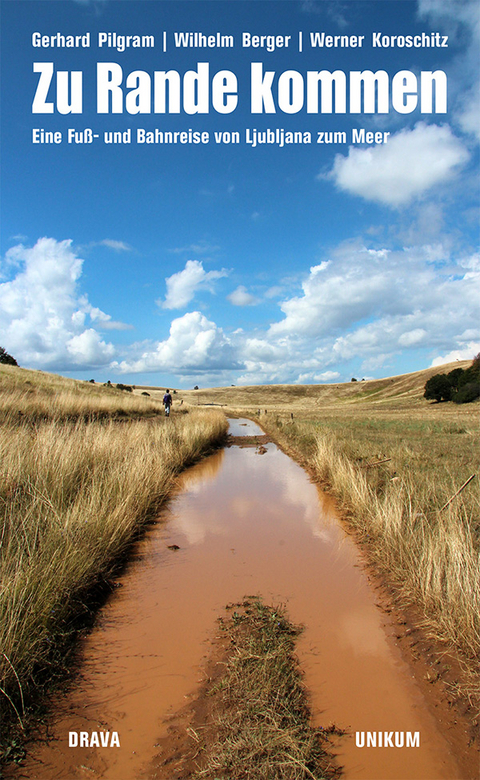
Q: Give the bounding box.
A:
[226,433,271,448]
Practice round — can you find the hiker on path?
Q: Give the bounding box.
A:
[163,389,172,417]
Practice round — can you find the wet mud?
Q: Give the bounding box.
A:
[11,420,467,780]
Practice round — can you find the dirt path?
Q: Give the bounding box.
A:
[8,419,469,780]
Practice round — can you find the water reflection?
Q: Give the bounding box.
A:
[227,417,265,436]
[177,447,224,490]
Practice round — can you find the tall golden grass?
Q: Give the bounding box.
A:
[256,412,479,702]
[0,363,165,422]
[311,434,480,658]
[0,367,227,740]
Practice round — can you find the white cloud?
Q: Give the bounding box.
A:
[159,260,228,310]
[67,329,115,363]
[0,238,118,369]
[269,247,392,338]
[418,0,480,43]
[265,286,283,299]
[115,311,239,374]
[314,371,340,382]
[234,239,480,384]
[456,83,480,141]
[398,329,427,347]
[227,286,259,306]
[431,343,480,366]
[2,232,478,387]
[418,1,480,143]
[328,123,469,207]
[100,239,131,252]
[243,337,289,363]
[170,241,221,255]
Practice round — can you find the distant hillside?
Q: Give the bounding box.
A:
[0,364,163,420]
[136,360,473,412]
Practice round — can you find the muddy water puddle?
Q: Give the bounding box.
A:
[15,420,462,780]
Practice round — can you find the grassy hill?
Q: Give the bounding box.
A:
[136,360,474,415]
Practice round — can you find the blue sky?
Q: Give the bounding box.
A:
[1,0,479,387]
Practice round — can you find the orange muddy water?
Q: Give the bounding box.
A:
[15,419,463,780]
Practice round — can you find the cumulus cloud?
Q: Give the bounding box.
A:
[431,342,480,366]
[2,232,478,387]
[159,260,228,310]
[114,311,240,374]
[227,286,259,306]
[327,123,469,206]
[229,239,480,383]
[269,251,393,338]
[315,370,340,382]
[82,301,133,330]
[397,328,427,347]
[0,237,119,369]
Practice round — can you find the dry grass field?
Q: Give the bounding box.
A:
[0,365,227,756]
[0,364,164,422]
[150,362,479,701]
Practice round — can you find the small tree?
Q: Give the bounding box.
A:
[424,374,452,402]
[0,347,18,366]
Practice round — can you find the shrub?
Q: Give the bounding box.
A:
[115,383,133,393]
[453,382,480,404]
[0,347,18,367]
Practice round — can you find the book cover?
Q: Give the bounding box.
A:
[0,1,478,779]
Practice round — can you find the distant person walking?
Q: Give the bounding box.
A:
[163,389,172,417]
